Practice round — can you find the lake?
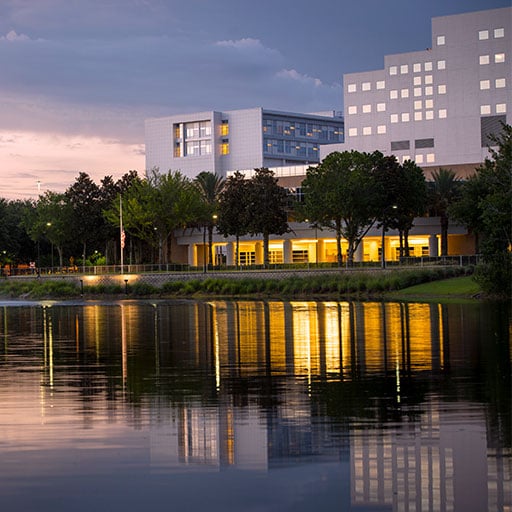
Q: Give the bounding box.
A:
[0,299,510,511]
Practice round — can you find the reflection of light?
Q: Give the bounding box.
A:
[121,305,127,393]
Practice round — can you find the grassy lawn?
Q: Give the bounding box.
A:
[389,275,481,300]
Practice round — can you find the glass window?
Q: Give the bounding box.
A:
[347,83,357,93]
[414,87,422,97]
[389,66,397,75]
[390,90,398,99]
[438,84,447,94]
[424,61,432,71]
[479,55,490,65]
[495,53,505,63]
[348,105,357,115]
[414,112,423,121]
[437,60,446,70]
[480,105,491,115]
[479,30,489,40]
[377,125,386,134]
[400,64,409,74]
[401,88,409,98]
[414,100,422,110]
[363,126,372,135]
[425,75,433,84]
[425,111,434,120]
[402,155,410,163]
[437,35,445,46]
[427,153,435,163]
[480,80,491,90]
[495,78,506,88]
[496,103,506,113]
[415,154,424,164]
[413,63,421,73]
[425,99,433,109]
[377,102,386,112]
[414,76,422,86]
[200,140,212,154]
[348,128,358,137]
[376,80,385,89]
[186,140,200,155]
[362,104,372,113]
[390,114,399,123]
[401,113,410,122]
[220,122,229,136]
[362,82,371,91]
[494,28,504,38]
[438,109,447,119]
[425,86,433,96]
[221,142,229,155]
[186,122,199,138]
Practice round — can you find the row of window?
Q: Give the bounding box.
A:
[348,98,439,115]
[478,28,505,40]
[262,119,342,142]
[389,60,445,76]
[263,138,320,158]
[174,140,229,157]
[479,53,506,64]
[480,78,507,89]
[480,104,507,115]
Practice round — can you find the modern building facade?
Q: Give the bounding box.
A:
[145,108,343,179]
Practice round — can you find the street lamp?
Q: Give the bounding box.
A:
[46,222,53,269]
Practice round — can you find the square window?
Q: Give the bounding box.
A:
[437,35,445,45]
[348,105,357,115]
[416,154,424,164]
[390,90,398,99]
[401,88,409,98]
[438,109,447,119]
[362,104,372,113]
[494,28,504,38]
[389,66,398,75]
[376,80,386,89]
[479,55,490,65]
[414,112,423,121]
[413,63,421,73]
[496,103,507,113]
[363,126,372,135]
[427,153,435,163]
[401,113,410,122]
[480,105,491,115]
[377,102,386,112]
[402,155,410,162]
[425,99,433,109]
[377,125,386,134]
[390,114,399,124]
[400,64,409,74]
[414,100,422,110]
[495,53,505,63]
[362,82,371,91]
[414,87,422,97]
[348,83,357,93]
[348,127,358,136]
[479,30,489,40]
[424,75,433,84]
[414,76,422,86]
[425,110,434,120]
[438,84,446,94]
[437,60,446,70]
[424,61,432,71]
[495,78,506,88]
[425,86,433,96]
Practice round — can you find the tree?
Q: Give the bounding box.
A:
[428,168,461,256]
[301,151,382,266]
[217,172,251,268]
[246,168,290,267]
[194,171,225,268]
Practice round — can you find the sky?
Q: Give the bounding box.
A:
[0,0,509,200]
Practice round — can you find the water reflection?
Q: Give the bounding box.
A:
[0,299,510,512]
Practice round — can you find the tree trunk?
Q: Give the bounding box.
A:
[336,230,343,267]
[263,231,269,268]
[57,246,64,267]
[347,241,355,267]
[208,224,214,268]
[404,228,410,258]
[399,231,404,258]
[235,234,240,269]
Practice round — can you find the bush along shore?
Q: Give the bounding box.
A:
[0,266,481,300]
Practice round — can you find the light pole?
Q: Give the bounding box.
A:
[381,205,397,269]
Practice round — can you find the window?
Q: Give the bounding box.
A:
[401,88,409,98]
[438,109,447,119]
[437,60,446,70]
[220,121,229,136]
[390,90,398,99]
[495,53,505,63]
[425,86,433,96]
[390,114,399,123]
[494,28,504,38]
[480,79,490,90]
[425,99,433,109]
[438,84,447,94]
[377,125,386,134]
[415,154,424,163]
[377,102,386,112]
[414,100,422,110]
[400,64,409,74]
[495,78,506,88]
[402,155,411,163]
[427,153,435,163]
[479,30,489,40]
[348,105,358,115]
[415,138,434,148]
[437,35,446,45]
[413,63,421,73]
[362,82,371,91]
[426,111,434,120]
[479,55,490,65]
[348,128,358,136]
[414,87,422,97]
[481,115,506,146]
[414,76,422,86]
[376,80,386,89]
[362,104,372,113]
[414,112,422,121]
[480,105,491,115]
[391,140,410,151]
[424,75,433,84]
[363,126,372,135]
[221,141,229,155]
[496,103,506,113]
[348,83,357,93]
[424,61,432,71]
[389,66,398,75]
[401,113,410,122]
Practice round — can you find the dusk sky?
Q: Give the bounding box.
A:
[1,0,509,200]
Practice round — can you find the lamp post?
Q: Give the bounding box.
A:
[381,205,397,269]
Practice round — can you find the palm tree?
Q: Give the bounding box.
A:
[429,168,460,256]
[194,172,225,268]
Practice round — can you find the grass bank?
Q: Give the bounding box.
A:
[0,266,479,301]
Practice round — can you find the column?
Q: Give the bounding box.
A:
[188,243,197,267]
[317,239,324,263]
[429,235,439,257]
[255,242,263,265]
[283,240,293,264]
[226,242,235,266]
[354,243,364,263]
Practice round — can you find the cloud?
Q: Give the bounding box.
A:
[276,69,323,87]
[0,29,31,42]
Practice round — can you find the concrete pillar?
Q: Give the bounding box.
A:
[317,239,324,263]
[188,243,197,266]
[283,239,292,264]
[226,242,235,266]
[429,235,439,257]
[354,242,364,263]
[255,242,263,265]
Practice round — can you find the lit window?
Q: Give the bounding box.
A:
[424,61,432,71]
[480,105,491,115]
[221,142,229,155]
[437,35,445,45]
[362,104,372,113]
[479,79,490,89]
[495,53,505,63]
[438,84,446,94]
[390,114,399,123]
[390,90,398,99]
[377,125,386,134]
[425,75,433,84]
[479,30,489,40]
[414,100,422,110]
[416,154,424,163]
[402,155,410,163]
[425,86,433,96]
[413,76,421,86]
[414,87,422,97]
[362,82,371,91]
[363,126,372,135]
[220,123,229,136]
[413,63,421,73]
[425,99,434,109]
[400,64,409,74]
[377,102,386,112]
[348,83,357,93]
[389,66,398,75]
[414,112,423,121]
[438,109,447,118]
[494,28,504,38]
[401,88,409,98]
[496,103,506,113]
[348,105,357,115]
[376,80,386,89]
[427,153,435,163]
[437,60,446,70]
[348,127,358,136]
[495,78,506,88]
[425,111,434,120]
[479,55,490,65]
[401,113,410,122]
